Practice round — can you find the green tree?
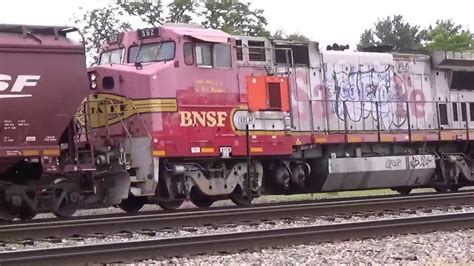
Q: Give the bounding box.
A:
[357,15,427,51]
[73,5,131,65]
[425,19,473,51]
[117,0,164,27]
[167,0,197,24]
[200,0,269,36]
[272,29,309,41]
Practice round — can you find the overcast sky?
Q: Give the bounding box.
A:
[1,0,473,49]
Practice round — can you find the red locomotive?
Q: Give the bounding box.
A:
[1,23,473,220]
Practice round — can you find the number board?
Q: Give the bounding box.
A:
[137,28,160,39]
[106,33,122,45]
[239,117,255,125]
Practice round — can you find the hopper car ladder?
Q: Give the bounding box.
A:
[72,99,96,171]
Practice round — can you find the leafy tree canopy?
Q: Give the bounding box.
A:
[117,0,164,27]
[425,19,473,52]
[357,15,427,51]
[358,15,473,52]
[73,5,131,64]
[200,0,268,36]
[272,29,310,41]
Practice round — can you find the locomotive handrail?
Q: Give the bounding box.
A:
[129,101,153,140]
[105,98,132,139]
[274,47,296,130]
[308,99,473,142]
[87,98,132,139]
[85,97,151,141]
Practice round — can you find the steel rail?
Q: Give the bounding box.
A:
[1,212,473,265]
[0,189,466,225]
[0,191,473,242]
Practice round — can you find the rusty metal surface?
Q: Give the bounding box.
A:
[0,191,473,242]
[1,212,473,265]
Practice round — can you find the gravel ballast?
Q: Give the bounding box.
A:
[1,205,473,253]
[144,229,474,264]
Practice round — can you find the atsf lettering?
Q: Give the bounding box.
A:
[180,111,227,127]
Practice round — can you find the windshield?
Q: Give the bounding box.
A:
[128,41,175,63]
[99,48,125,65]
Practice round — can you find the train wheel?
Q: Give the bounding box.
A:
[52,180,80,218]
[450,185,461,192]
[53,198,78,218]
[395,188,412,195]
[157,200,184,210]
[434,185,449,193]
[18,205,36,221]
[230,186,252,206]
[118,194,146,213]
[189,189,214,208]
[0,209,14,222]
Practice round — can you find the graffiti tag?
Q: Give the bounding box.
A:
[409,155,434,169]
[385,158,402,169]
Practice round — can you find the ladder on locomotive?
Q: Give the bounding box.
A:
[273,46,296,133]
[72,98,96,171]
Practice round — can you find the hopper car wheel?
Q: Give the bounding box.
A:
[230,186,252,206]
[394,188,412,195]
[52,181,80,218]
[119,194,146,213]
[19,206,37,221]
[53,200,78,218]
[449,185,461,192]
[434,186,449,193]
[189,188,215,208]
[0,210,14,222]
[157,200,184,210]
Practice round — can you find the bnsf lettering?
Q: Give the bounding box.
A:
[0,74,41,92]
[180,111,227,127]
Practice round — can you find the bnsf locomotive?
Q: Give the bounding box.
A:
[1,23,473,220]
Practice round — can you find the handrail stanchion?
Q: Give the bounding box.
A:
[376,101,381,142]
[406,101,412,142]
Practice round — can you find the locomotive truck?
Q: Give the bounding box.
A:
[1,23,473,220]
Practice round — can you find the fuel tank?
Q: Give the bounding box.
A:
[0,25,88,162]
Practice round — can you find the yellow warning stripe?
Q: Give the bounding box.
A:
[23,150,40,156]
[201,147,215,153]
[43,148,60,156]
[153,150,166,157]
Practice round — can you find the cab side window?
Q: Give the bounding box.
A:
[195,43,232,68]
[184,42,194,65]
[214,44,231,68]
[196,44,212,67]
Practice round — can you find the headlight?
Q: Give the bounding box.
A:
[90,73,97,81]
[91,81,97,89]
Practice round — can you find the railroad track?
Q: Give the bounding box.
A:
[0,190,448,225]
[0,191,473,241]
[1,212,473,265]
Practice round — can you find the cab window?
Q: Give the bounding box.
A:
[99,48,125,65]
[128,41,175,63]
[196,44,212,67]
[195,43,231,68]
[214,44,231,68]
[184,42,194,65]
